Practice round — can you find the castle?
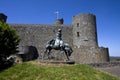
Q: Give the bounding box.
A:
[0,13,109,63]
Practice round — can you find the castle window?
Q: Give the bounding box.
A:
[77,23,79,27]
[77,32,80,37]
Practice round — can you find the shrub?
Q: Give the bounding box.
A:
[0,21,20,68]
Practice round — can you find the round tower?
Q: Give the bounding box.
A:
[72,13,109,63]
[72,13,98,47]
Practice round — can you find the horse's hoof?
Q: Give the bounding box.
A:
[64,59,70,62]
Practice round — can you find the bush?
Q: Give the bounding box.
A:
[0,21,20,68]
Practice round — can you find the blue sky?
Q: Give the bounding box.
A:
[0,0,120,56]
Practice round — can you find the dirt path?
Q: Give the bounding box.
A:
[98,66,120,78]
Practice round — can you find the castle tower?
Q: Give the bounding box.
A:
[72,13,109,63]
[72,13,98,47]
[55,18,64,25]
[0,13,7,22]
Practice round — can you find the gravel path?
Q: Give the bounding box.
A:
[98,66,120,78]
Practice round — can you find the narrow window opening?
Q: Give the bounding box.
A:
[77,32,80,37]
[77,23,79,27]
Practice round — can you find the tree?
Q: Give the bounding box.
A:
[0,21,20,67]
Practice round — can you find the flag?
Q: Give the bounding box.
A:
[54,11,59,14]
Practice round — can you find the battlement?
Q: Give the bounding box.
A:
[73,13,95,17]
[10,24,72,28]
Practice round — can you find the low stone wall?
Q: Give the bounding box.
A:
[88,61,120,67]
[72,46,109,63]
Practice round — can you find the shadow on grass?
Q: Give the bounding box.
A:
[0,60,14,71]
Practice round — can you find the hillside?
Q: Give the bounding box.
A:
[110,56,120,61]
[0,61,120,80]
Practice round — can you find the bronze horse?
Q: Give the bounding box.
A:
[42,39,73,61]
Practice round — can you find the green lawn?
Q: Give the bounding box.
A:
[0,61,120,80]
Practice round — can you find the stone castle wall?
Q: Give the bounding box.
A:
[10,24,73,55]
[72,46,109,63]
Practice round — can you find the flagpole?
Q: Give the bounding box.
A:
[54,11,59,19]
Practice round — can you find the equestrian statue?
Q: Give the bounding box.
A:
[43,29,73,61]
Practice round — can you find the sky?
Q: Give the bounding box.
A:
[0,0,120,56]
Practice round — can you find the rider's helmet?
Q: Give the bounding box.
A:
[58,29,62,32]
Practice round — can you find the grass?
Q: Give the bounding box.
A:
[0,61,120,80]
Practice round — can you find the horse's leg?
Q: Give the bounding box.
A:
[48,49,51,60]
[42,48,48,60]
[64,50,70,61]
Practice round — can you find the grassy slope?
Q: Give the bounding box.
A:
[0,62,120,80]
